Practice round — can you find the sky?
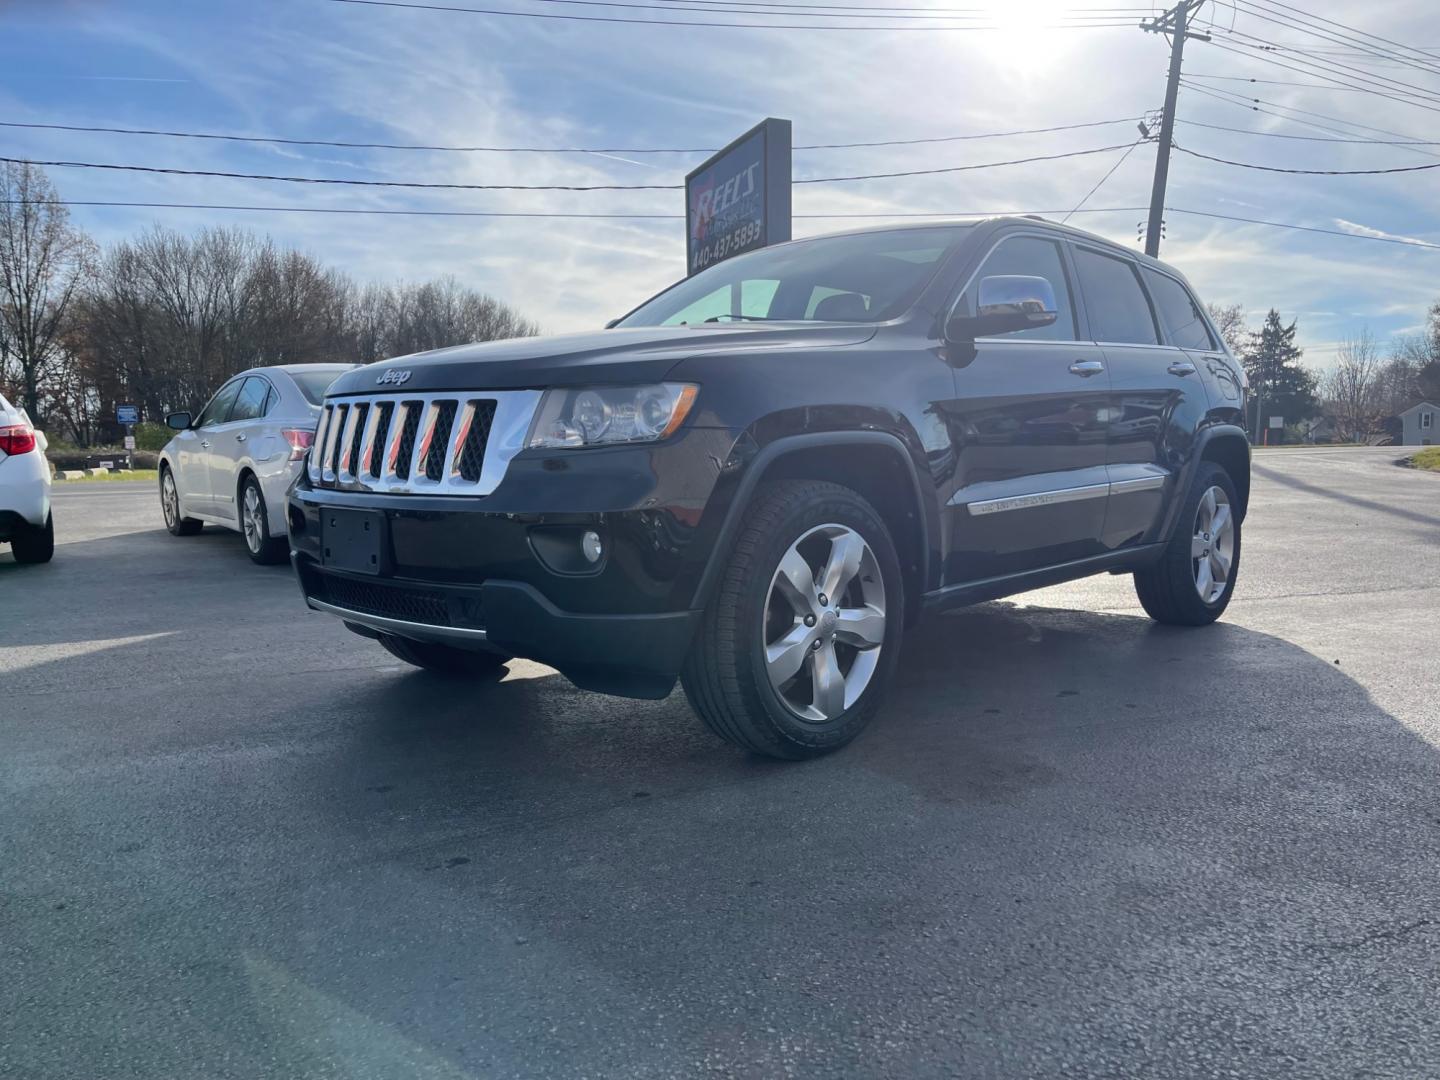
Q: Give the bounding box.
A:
[2,0,1438,367]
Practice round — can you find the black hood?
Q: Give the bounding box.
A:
[325,323,878,396]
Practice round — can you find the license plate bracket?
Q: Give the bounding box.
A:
[321,508,386,575]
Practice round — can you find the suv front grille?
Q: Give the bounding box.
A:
[308,389,541,497]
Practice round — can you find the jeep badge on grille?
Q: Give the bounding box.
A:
[376,369,413,386]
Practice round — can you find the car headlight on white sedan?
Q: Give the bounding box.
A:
[527,383,698,449]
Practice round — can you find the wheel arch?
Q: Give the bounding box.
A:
[692,431,933,627]
[1153,423,1251,544]
[1199,428,1251,522]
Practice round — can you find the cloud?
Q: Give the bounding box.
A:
[7,0,1439,354]
[1333,218,1437,247]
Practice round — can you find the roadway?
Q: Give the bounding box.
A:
[4,446,1438,1078]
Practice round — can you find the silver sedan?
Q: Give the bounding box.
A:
[158,364,356,564]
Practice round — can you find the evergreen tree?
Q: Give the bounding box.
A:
[1243,309,1318,438]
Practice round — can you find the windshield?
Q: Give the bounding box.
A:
[617,226,969,327]
[288,367,352,405]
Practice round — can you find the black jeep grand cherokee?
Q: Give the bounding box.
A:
[289,216,1249,759]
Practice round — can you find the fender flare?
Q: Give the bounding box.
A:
[689,430,934,612]
[1155,423,1251,543]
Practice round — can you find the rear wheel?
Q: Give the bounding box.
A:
[240,475,288,565]
[681,480,903,760]
[160,465,202,536]
[10,512,54,564]
[378,634,512,676]
[1134,461,1241,625]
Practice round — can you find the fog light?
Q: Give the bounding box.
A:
[581,530,603,563]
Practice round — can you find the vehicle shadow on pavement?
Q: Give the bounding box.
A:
[1252,461,1440,530]
[9,529,1440,1076]
[264,600,1440,1076]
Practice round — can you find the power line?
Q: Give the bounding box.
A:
[0,144,1141,191]
[1166,206,1440,248]
[321,0,1142,30]
[1182,71,1420,93]
[1172,142,1440,174]
[1063,140,1146,223]
[1239,0,1440,75]
[12,198,1436,250]
[0,116,1143,156]
[1225,0,1440,80]
[1211,27,1440,105]
[497,0,1152,22]
[1199,40,1440,122]
[0,198,1143,220]
[1179,79,1440,153]
[1177,116,1440,145]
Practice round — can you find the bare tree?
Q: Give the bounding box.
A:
[0,161,93,421]
[1206,302,1248,357]
[1322,327,1386,443]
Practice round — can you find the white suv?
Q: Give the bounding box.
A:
[0,394,53,565]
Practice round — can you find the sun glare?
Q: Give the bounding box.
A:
[979,0,1100,66]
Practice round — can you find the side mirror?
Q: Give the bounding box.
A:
[166,411,193,430]
[947,275,1058,341]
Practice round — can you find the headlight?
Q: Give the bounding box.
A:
[527,383,698,449]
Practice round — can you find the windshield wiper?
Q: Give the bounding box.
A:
[700,314,781,323]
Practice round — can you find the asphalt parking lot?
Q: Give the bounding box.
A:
[5,446,1440,1079]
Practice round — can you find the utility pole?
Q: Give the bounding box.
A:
[1140,1,1209,257]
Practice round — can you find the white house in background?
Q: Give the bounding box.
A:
[1398,401,1438,445]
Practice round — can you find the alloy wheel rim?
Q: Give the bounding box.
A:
[242,486,263,553]
[762,523,886,723]
[1191,485,1234,604]
[162,473,178,528]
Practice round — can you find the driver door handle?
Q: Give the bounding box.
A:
[1167,360,1197,376]
[200,440,211,449]
[1068,359,1105,377]
[235,433,247,443]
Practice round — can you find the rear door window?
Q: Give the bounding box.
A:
[1073,247,1159,345]
[1141,268,1217,351]
[228,377,272,423]
[957,235,1077,341]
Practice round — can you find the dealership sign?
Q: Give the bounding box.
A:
[685,118,792,275]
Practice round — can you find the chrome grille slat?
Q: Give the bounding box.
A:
[310,389,542,497]
[336,404,363,483]
[310,406,332,483]
[321,404,347,482]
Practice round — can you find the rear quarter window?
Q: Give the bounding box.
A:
[1142,267,1217,351]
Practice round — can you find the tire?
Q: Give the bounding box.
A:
[1134,461,1241,626]
[681,479,904,760]
[10,512,55,564]
[160,465,203,536]
[239,474,288,565]
[378,634,512,676]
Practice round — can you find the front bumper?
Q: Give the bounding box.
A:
[287,430,735,698]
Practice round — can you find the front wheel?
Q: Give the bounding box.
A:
[681,479,903,760]
[1134,461,1241,625]
[10,512,55,564]
[378,634,512,677]
[240,475,288,565]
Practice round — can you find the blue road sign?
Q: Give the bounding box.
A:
[116,405,140,425]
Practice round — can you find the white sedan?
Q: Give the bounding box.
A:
[158,364,355,564]
[0,393,53,564]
